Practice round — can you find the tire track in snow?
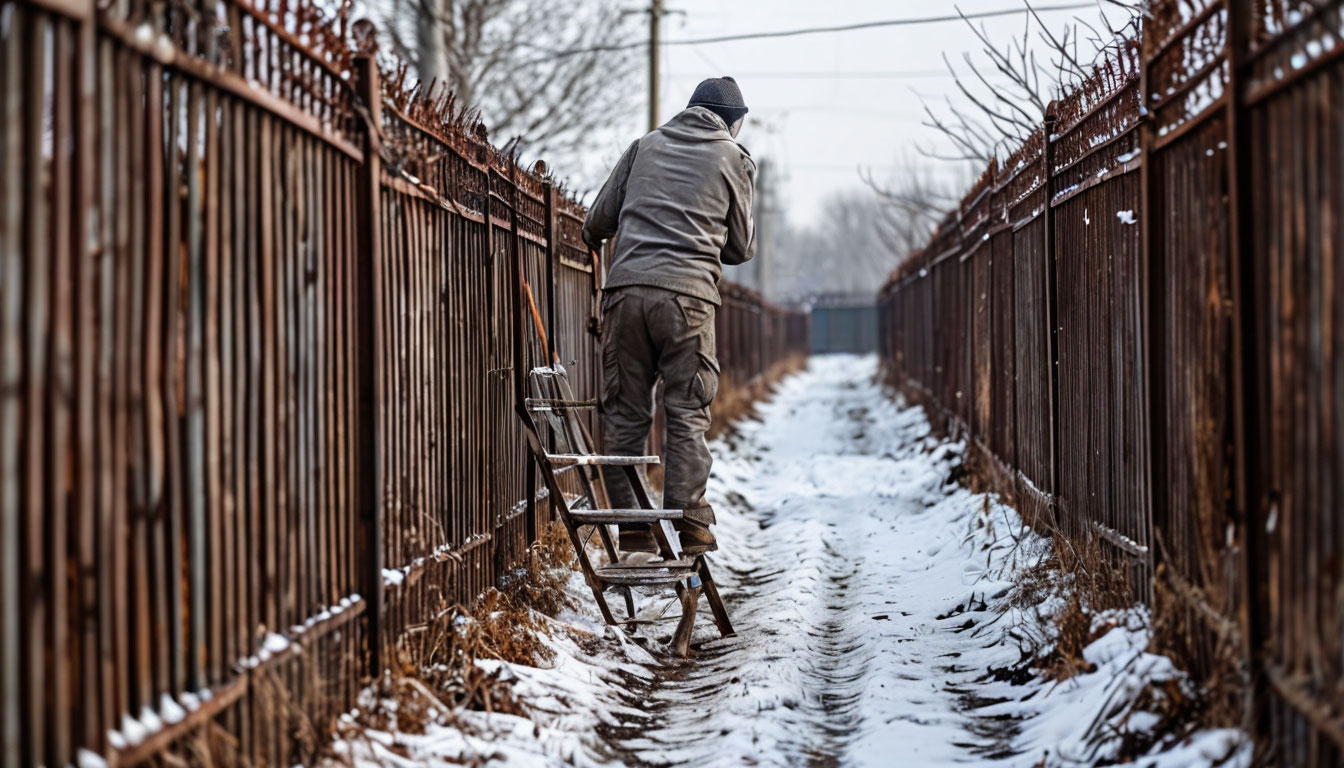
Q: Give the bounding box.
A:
[601,356,932,767]
[329,355,1253,768]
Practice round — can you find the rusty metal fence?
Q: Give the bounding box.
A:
[878,1,1343,763]
[0,0,809,763]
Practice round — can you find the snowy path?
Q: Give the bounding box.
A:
[333,355,1249,768]
[607,354,1025,765]
[587,355,1244,767]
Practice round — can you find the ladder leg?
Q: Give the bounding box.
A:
[594,524,636,618]
[672,578,702,658]
[595,523,621,565]
[559,518,619,625]
[697,556,735,638]
[622,586,636,621]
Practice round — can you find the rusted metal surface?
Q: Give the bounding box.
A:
[0,0,810,763]
[1242,2,1344,764]
[879,3,1344,762]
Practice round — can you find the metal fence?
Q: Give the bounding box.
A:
[0,0,809,763]
[878,1,1343,763]
[809,300,878,355]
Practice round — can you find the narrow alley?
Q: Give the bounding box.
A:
[333,356,1249,768]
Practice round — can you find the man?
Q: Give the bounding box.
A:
[582,76,756,556]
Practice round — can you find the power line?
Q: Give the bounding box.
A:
[517,4,1097,66]
[668,70,955,80]
[656,4,1094,47]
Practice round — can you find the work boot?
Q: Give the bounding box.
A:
[681,501,716,526]
[674,519,718,555]
[618,524,658,554]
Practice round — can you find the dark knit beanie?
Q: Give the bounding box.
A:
[688,77,749,126]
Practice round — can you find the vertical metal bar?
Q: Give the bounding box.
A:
[1139,9,1168,600]
[47,17,73,765]
[352,51,383,678]
[1223,0,1265,735]
[21,13,49,764]
[0,9,24,759]
[544,184,557,362]
[72,1,101,752]
[185,77,207,695]
[507,178,525,575]
[1042,110,1061,518]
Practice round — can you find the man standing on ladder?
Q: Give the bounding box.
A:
[582,77,756,555]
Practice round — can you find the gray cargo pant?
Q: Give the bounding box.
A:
[600,285,719,515]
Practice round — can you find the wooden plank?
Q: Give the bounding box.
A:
[568,509,685,524]
[545,453,660,467]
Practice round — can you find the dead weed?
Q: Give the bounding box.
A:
[326,520,578,762]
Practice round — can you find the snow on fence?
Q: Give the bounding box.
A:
[878,2,1343,764]
[0,0,809,764]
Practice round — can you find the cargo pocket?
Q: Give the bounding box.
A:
[689,352,720,409]
[674,294,714,330]
[600,292,627,405]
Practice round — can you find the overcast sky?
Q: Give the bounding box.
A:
[574,0,1129,228]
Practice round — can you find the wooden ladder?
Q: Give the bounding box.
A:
[513,364,735,656]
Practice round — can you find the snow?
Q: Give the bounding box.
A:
[328,355,1250,767]
[1116,210,1138,225]
[158,693,187,725]
[179,691,202,712]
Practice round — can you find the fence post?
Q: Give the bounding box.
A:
[501,168,523,580]
[1138,22,1167,604]
[1042,107,1061,527]
[544,182,558,359]
[1223,3,1264,735]
[352,49,384,679]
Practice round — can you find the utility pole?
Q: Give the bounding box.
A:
[754,158,770,296]
[648,0,663,131]
[624,0,679,131]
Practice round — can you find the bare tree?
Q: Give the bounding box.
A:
[860,162,960,257]
[379,0,637,165]
[765,168,954,305]
[918,1,1142,164]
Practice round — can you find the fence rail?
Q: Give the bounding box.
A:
[878,2,1343,763]
[0,0,809,764]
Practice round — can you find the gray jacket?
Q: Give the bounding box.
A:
[582,107,756,305]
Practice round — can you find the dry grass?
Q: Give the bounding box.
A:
[1008,531,1130,682]
[321,520,579,763]
[1149,563,1249,735]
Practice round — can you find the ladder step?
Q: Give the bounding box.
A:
[569,509,685,524]
[546,453,660,467]
[525,397,597,412]
[595,561,696,587]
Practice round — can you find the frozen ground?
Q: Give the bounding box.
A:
[331,354,1250,768]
